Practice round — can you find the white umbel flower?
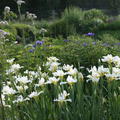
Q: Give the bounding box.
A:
[17,0,25,6]
[4,6,10,13]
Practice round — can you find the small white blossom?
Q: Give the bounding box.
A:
[16,85,28,92]
[2,86,16,95]
[53,70,65,78]
[47,57,59,63]
[49,62,60,72]
[0,21,8,25]
[66,68,78,76]
[6,64,23,74]
[40,28,47,34]
[63,64,73,71]
[87,66,100,82]
[26,12,37,20]
[4,6,10,13]
[46,77,60,84]
[66,76,77,85]
[16,76,31,84]
[101,54,113,64]
[29,91,43,99]
[105,73,119,81]
[7,58,15,64]
[35,78,45,87]
[54,90,72,102]
[17,0,25,6]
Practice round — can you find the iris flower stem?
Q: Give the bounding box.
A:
[0,92,5,120]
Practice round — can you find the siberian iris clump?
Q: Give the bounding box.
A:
[1,53,120,120]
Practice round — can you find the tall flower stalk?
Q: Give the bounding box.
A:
[17,0,25,21]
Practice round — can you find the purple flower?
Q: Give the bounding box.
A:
[29,49,34,53]
[36,40,44,45]
[116,43,120,46]
[102,43,110,47]
[92,42,96,45]
[33,44,36,48]
[83,42,88,46]
[85,32,95,36]
[63,39,70,42]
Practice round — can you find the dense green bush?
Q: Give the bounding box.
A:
[96,20,120,30]
[96,31,120,40]
[50,19,77,37]
[49,7,109,37]
[0,24,17,41]
[0,23,37,43]
[84,9,108,22]
[50,7,84,37]
[95,21,120,39]
[12,23,36,43]
[45,35,120,69]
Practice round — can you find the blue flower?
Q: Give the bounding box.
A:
[33,44,36,48]
[85,32,95,36]
[116,43,120,46]
[36,40,44,45]
[102,43,109,47]
[83,42,88,46]
[92,42,96,45]
[63,39,70,42]
[29,49,34,53]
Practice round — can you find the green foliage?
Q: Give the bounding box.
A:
[49,7,109,37]
[4,11,17,21]
[47,35,120,68]
[34,20,50,30]
[96,31,120,40]
[97,20,120,30]
[0,24,17,41]
[95,21,120,39]
[50,19,77,37]
[49,7,85,37]
[84,9,108,22]
[12,23,36,43]
[61,7,84,23]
